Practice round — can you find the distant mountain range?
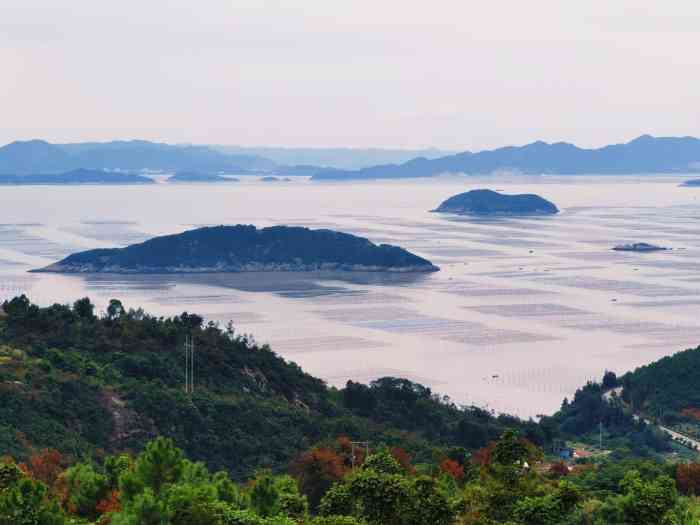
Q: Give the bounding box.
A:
[1,139,449,176]
[0,140,275,174]
[211,145,454,170]
[312,135,700,180]
[5,135,700,180]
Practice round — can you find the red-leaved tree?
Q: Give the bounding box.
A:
[676,463,700,495]
[440,458,465,481]
[290,447,349,509]
[21,449,65,489]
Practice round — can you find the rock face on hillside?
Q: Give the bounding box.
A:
[432,189,558,216]
[33,225,439,273]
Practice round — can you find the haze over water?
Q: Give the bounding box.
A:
[2,175,700,417]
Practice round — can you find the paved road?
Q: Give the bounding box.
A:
[603,387,700,451]
[658,425,700,450]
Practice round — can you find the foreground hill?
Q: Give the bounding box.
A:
[312,135,700,179]
[0,168,154,185]
[432,189,558,216]
[34,225,439,273]
[0,296,536,478]
[0,139,275,174]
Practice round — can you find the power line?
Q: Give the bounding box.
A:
[351,441,370,470]
[184,334,194,395]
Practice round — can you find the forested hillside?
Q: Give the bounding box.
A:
[2,296,700,524]
[552,380,671,457]
[3,429,700,524]
[0,295,534,479]
[620,345,700,417]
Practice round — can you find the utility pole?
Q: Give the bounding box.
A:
[184,335,194,395]
[351,441,370,470]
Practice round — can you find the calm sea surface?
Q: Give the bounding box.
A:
[2,175,700,416]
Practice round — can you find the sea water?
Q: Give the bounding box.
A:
[1,174,699,417]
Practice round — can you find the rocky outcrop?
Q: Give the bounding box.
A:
[101,390,157,447]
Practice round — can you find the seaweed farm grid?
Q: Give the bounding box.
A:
[1,176,699,416]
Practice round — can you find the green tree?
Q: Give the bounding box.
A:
[405,475,455,525]
[120,437,185,501]
[0,475,66,525]
[0,463,22,489]
[318,482,354,517]
[309,517,366,525]
[249,472,307,520]
[213,471,248,509]
[73,297,95,320]
[462,431,547,523]
[361,448,403,475]
[619,471,679,525]
[111,488,167,525]
[219,509,296,525]
[61,462,110,520]
[107,299,125,320]
[513,480,581,525]
[166,482,227,525]
[104,453,132,488]
[492,430,530,467]
[348,469,409,525]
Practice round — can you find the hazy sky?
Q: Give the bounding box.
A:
[2,1,700,150]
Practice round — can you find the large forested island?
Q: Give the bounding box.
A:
[432,189,559,216]
[0,168,154,185]
[34,225,439,273]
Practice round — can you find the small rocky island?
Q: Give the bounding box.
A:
[167,171,238,183]
[432,189,558,216]
[33,225,439,273]
[0,168,154,185]
[612,242,668,252]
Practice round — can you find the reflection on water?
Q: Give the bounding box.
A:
[74,271,434,298]
[1,175,700,416]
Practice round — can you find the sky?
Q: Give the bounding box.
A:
[2,1,700,151]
